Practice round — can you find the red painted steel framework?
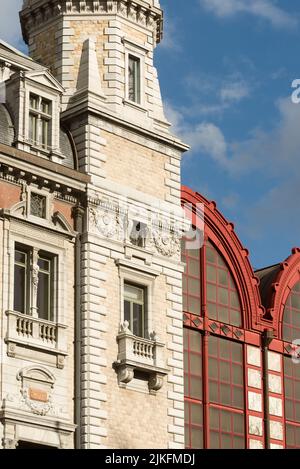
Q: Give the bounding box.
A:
[181,186,300,449]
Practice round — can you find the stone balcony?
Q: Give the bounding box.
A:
[5,310,68,369]
[114,322,168,392]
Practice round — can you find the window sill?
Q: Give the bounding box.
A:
[123,99,147,113]
[114,323,168,392]
[5,310,68,369]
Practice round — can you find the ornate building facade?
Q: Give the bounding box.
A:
[0,0,188,449]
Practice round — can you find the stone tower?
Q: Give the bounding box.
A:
[20,0,189,449]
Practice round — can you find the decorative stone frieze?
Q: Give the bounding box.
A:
[114,321,168,392]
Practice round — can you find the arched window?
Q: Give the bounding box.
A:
[282,281,300,343]
[182,239,242,327]
[282,281,300,448]
[183,236,245,449]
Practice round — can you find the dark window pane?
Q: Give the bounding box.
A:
[15,251,26,264]
[132,303,143,337]
[124,300,130,325]
[14,264,26,313]
[37,271,50,320]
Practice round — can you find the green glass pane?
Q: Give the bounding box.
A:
[206,246,215,263]
[291,294,300,309]
[233,412,244,433]
[207,302,217,320]
[189,330,201,352]
[207,265,217,282]
[220,434,232,449]
[230,309,242,327]
[191,428,203,449]
[231,342,243,362]
[189,278,200,296]
[220,361,230,381]
[218,269,228,286]
[233,386,244,409]
[208,358,218,378]
[207,284,217,302]
[190,353,202,375]
[220,384,231,406]
[209,431,220,449]
[232,363,243,385]
[218,287,229,305]
[219,340,230,359]
[209,407,219,429]
[233,436,245,449]
[191,403,203,425]
[230,291,240,308]
[190,377,202,400]
[189,297,201,315]
[209,381,218,403]
[218,306,229,324]
[189,259,200,277]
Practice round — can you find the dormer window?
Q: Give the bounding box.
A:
[29,93,52,150]
[128,55,141,104]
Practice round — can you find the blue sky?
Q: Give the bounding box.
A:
[1,0,300,269]
[157,0,300,269]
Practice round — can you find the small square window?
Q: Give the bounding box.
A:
[30,193,46,219]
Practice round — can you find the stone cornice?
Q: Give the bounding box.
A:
[20,0,163,44]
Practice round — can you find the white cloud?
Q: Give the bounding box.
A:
[220,81,250,103]
[167,96,300,178]
[0,0,24,48]
[199,0,297,29]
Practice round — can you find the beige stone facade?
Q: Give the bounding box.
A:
[0,0,188,450]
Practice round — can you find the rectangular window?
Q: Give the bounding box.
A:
[184,328,204,449]
[14,245,56,322]
[37,255,54,321]
[128,55,141,104]
[124,283,146,337]
[29,94,52,150]
[14,249,29,314]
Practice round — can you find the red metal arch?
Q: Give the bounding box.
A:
[262,248,300,339]
[181,186,265,331]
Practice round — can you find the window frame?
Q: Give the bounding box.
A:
[117,260,159,340]
[124,282,146,337]
[13,243,57,323]
[183,234,246,449]
[123,39,146,109]
[29,93,52,151]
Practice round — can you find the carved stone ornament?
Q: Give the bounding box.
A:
[89,207,118,238]
[17,366,55,416]
[148,373,164,392]
[116,364,134,384]
[152,229,181,257]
